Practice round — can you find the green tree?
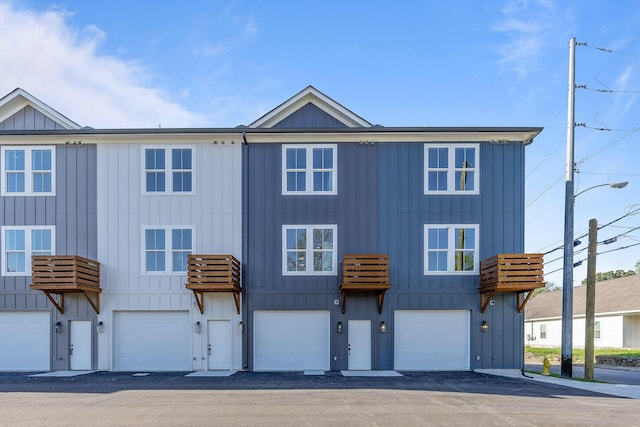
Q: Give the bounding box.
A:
[580,269,636,285]
[531,281,560,297]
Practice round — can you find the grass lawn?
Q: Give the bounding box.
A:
[526,346,640,363]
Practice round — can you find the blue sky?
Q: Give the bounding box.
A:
[1,0,638,286]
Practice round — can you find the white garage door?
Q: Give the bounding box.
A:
[254,310,330,371]
[0,311,50,371]
[114,311,190,371]
[394,310,470,370]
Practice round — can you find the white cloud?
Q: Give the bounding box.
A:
[0,2,206,128]
[492,0,565,78]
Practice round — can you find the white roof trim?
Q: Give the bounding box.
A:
[0,88,81,129]
[249,86,372,128]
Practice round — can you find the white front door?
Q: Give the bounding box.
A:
[208,320,232,370]
[348,320,371,370]
[70,320,92,370]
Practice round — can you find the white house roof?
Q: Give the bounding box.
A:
[526,275,640,320]
[0,88,81,129]
[249,85,372,128]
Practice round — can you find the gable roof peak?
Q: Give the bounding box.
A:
[0,87,81,129]
[249,85,372,128]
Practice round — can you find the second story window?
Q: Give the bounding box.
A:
[424,144,478,194]
[143,147,193,194]
[1,146,55,196]
[282,225,337,275]
[143,227,193,274]
[282,145,337,195]
[424,224,479,275]
[1,226,54,276]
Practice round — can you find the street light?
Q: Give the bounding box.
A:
[561,181,629,378]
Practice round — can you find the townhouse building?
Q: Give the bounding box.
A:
[0,86,543,372]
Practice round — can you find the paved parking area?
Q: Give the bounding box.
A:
[1,371,639,426]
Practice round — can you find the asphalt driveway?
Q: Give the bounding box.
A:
[1,371,640,426]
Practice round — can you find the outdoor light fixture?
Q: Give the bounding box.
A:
[380,321,387,333]
[238,321,244,333]
[194,321,201,333]
[337,321,343,333]
[96,321,104,333]
[55,321,62,333]
[481,321,489,332]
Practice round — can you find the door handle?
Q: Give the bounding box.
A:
[69,345,74,356]
[208,344,212,356]
[348,344,351,356]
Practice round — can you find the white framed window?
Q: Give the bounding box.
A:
[1,226,55,276]
[594,321,601,340]
[142,147,194,194]
[424,144,478,194]
[143,227,193,274]
[282,144,337,195]
[282,224,337,275]
[540,324,547,340]
[424,224,479,274]
[1,146,55,196]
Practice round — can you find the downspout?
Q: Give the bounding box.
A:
[241,130,249,370]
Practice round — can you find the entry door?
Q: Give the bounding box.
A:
[348,320,371,370]
[208,320,232,370]
[70,321,92,370]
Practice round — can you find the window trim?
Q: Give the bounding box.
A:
[141,146,195,195]
[423,224,479,275]
[540,324,547,340]
[142,226,195,275]
[282,144,337,195]
[424,143,479,195]
[1,225,55,276]
[1,146,56,196]
[282,224,338,276]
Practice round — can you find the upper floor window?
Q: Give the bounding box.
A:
[424,144,478,194]
[282,224,337,275]
[143,226,193,274]
[282,145,337,195]
[424,224,479,275]
[1,226,55,276]
[143,147,193,194]
[1,146,55,196]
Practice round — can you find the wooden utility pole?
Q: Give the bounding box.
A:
[584,218,598,380]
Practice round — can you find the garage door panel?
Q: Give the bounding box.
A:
[395,310,469,371]
[254,311,329,371]
[0,312,50,371]
[115,311,189,371]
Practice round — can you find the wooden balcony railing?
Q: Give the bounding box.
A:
[479,253,544,313]
[185,254,242,314]
[339,254,391,314]
[30,255,101,314]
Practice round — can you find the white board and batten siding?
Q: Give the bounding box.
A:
[95,141,242,371]
[394,310,470,370]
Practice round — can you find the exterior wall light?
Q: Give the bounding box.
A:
[96,321,104,333]
[380,321,387,333]
[238,321,244,333]
[337,321,343,333]
[194,321,201,333]
[55,321,62,333]
[481,320,489,332]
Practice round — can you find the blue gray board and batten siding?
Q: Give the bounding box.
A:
[0,107,98,370]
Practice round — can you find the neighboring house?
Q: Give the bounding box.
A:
[525,275,640,348]
[0,86,543,372]
[0,88,98,371]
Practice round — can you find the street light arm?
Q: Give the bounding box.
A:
[574,181,628,199]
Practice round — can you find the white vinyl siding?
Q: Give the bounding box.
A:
[1,146,55,196]
[424,144,478,194]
